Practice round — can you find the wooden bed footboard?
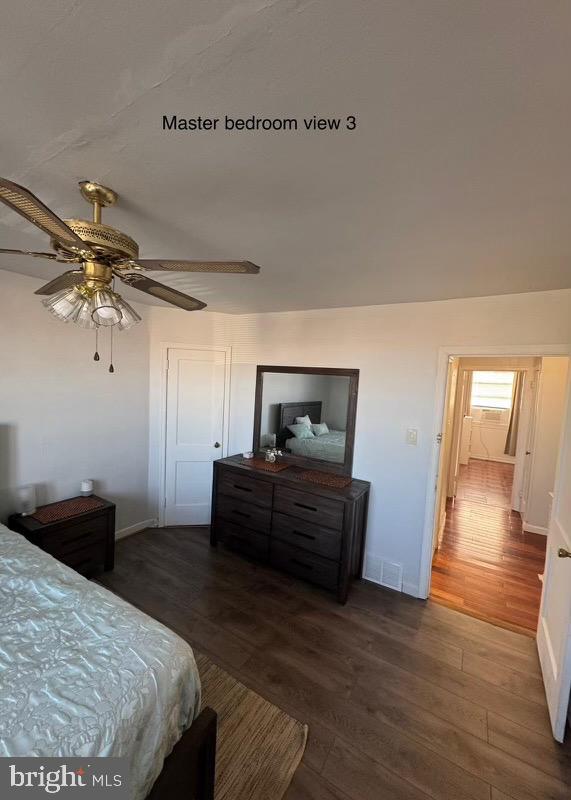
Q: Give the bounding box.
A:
[147,707,217,800]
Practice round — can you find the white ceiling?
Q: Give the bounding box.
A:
[1,0,571,314]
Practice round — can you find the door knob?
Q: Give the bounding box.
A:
[558,548,571,558]
[214,442,221,448]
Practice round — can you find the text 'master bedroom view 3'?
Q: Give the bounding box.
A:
[1,3,571,800]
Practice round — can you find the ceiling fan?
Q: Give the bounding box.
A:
[0,177,260,332]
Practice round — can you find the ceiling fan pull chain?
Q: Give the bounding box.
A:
[108,325,115,374]
[93,326,100,362]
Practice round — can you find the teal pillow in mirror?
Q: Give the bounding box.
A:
[312,422,330,436]
[287,423,315,439]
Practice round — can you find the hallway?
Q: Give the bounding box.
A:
[431,460,547,634]
[454,458,514,509]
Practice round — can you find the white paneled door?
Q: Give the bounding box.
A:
[537,372,571,741]
[164,347,229,526]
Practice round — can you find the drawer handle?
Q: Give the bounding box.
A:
[291,529,315,541]
[294,502,317,512]
[234,485,253,493]
[291,558,313,570]
[233,510,250,519]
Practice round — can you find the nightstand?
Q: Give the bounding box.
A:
[8,495,116,577]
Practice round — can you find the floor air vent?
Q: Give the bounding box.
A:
[364,557,403,591]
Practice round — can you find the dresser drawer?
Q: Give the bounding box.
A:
[270,539,339,591]
[219,472,273,508]
[272,511,342,561]
[274,486,344,530]
[217,494,272,533]
[221,520,269,560]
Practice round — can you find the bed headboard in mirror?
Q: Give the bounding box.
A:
[253,366,359,475]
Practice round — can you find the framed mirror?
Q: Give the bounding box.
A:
[253,365,359,475]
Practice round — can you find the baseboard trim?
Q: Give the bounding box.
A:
[402,580,421,598]
[116,518,158,541]
[361,577,421,599]
[522,522,548,536]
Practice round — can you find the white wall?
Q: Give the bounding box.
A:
[325,376,351,430]
[0,270,151,533]
[524,357,570,533]
[148,288,571,596]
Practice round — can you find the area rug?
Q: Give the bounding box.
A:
[196,652,308,800]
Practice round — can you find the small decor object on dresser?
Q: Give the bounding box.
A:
[16,484,36,516]
[8,495,115,577]
[211,456,370,603]
[80,478,94,496]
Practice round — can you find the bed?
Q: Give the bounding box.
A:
[0,524,215,800]
[286,429,346,463]
[278,401,347,464]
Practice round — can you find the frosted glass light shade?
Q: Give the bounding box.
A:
[116,298,142,331]
[42,283,140,332]
[91,289,122,327]
[73,299,97,329]
[42,287,84,322]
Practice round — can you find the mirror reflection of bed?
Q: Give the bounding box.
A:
[259,372,350,464]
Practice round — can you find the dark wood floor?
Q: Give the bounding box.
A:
[432,460,547,634]
[97,527,571,800]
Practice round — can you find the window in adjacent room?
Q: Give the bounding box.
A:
[470,370,515,410]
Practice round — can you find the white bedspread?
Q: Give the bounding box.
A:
[0,524,201,800]
[286,429,346,463]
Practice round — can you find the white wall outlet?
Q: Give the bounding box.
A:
[406,428,418,446]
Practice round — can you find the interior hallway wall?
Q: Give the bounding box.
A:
[147,288,571,596]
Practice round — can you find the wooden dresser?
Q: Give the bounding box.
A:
[8,496,115,577]
[211,456,370,603]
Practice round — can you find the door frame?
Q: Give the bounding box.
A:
[419,343,571,600]
[158,342,232,528]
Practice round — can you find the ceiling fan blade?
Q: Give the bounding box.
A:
[0,248,58,260]
[34,270,84,296]
[130,259,260,274]
[117,273,206,311]
[0,178,91,254]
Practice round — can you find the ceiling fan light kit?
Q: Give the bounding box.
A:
[0,176,260,370]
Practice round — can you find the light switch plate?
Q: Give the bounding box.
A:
[406,428,418,446]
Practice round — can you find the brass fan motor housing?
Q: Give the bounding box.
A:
[53,219,139,261]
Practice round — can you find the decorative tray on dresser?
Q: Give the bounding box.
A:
[210,456,370,603]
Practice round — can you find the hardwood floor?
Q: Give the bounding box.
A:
[97,527,571,800]
[431,460,547,634]
[455,459,515,509]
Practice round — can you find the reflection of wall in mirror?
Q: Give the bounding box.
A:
[260,373,349,443]
[326,377,350,430]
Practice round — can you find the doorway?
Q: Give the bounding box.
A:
[427,354,569,634]
[161,345,231,526]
